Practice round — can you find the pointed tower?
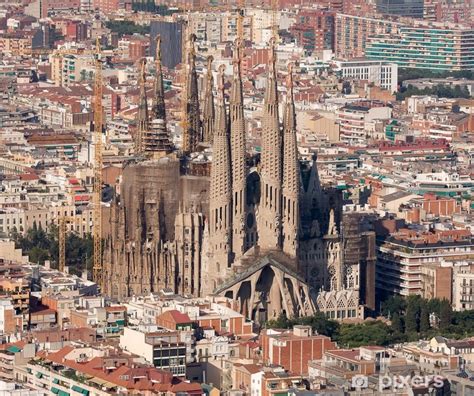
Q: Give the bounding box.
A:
[135,58,148,154]
[182,34,201,154]
[152,35,166,122]
[206,65,232,295]
[202,56,215,144]
[230,38,247,259]
[282,63,300,259]
[257,37,282,251]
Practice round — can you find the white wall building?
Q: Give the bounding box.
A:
[335,60,398,93]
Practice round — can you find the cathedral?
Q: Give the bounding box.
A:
[103,34,376,323]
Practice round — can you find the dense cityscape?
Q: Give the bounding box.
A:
[0,0,473,394]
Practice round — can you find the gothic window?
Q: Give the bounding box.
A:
[345,266,354,289]
[328,265,337,291]
[348,297,357,308]
[327,298,335,310]
[337,298,346,309]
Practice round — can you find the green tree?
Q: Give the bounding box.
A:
[439,300,453,331]
[28,246,49,264]
[299,312,340,337]
[390,311,404,334]
[267,312,293,329]
[266,312,339,338]
[382,295,406,317]
[335,321,392,348]
[12,224,92,274]
[419,302,430,333]
[405,295,421,333]
[105,21,150,37]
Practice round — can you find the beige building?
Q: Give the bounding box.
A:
[0,208,25,236]
[50,52,95,87]
[297,110,340,142]
[0,240,28,263]
[453,265,474,311]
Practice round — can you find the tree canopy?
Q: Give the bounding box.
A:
[398,68,474,84]
[12,223,92,277]
[267,297,474,348]
[105,21,150,37]
[397,83,471,100]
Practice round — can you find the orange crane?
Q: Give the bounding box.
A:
[271,0,278,42]
[181,0,190,154]
[92,39,104,287]
[237,0,244,45]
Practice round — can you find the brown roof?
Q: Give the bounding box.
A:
[158,310,192,325]
[27,134,78,146]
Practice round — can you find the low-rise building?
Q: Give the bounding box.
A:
[335,59,398,93]
[261,326,337,376]
[120,326,188,377]
[24,345,201,395]
[336,101,392,145]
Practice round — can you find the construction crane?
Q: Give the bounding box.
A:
[181,0,190,154]
[92,38,103,287]
[271,0,278,42]
[237,0,244,46]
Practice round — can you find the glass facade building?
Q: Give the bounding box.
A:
[376,0,424,18]
[366,26,474,71]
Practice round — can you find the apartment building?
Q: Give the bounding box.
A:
[335,13,401,59]
[290,9,335,53]
[366,25,474,71]
[24,345,188,395]
[376,228,474,298]
[453,266,474,311]
[336,101,392,145]
[120,326,188,377]
[50,53,95,87]
[261,326,337,376]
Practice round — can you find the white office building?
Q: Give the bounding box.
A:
[335,59,398,93]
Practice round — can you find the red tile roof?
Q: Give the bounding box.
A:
[158,310,192,325]
[19,173,39,181]
[39,346,178,392]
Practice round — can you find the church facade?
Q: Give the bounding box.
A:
[102,35,375,323]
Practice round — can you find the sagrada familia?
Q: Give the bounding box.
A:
[103,34,376,322]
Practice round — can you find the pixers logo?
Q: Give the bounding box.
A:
[351,374,445,391]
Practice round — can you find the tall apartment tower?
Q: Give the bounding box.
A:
[257,38,283,251]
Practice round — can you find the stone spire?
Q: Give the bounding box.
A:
[230,38,247,259]
[206,64,232,295]
[152,34,166,122]
[182,34,201,154]
[282,63,300,259]
[257,37,282,251]
[202,56,215,144]
[327,209,338,236]
[135,58,148,154]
